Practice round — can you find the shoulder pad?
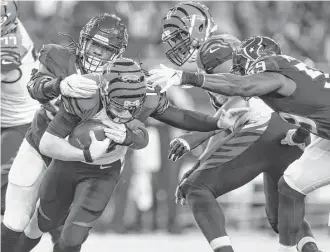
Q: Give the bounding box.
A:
[62,91,100,119]
[38,44,76,77]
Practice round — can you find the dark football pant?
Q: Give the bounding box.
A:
[180,113,314,246]
[37,159,121,252]
[1,124,30,215]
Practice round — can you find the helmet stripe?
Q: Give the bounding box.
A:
[112,61,136,66]
[109,70,142,74]
[185,3,208,27]
[176,7,189,18]
[164,16,186,28]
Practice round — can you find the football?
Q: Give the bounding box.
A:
[68,119,111,149]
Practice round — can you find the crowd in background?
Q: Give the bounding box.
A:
[17,1,330,234]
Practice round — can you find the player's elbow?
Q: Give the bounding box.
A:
[39,132,57,156]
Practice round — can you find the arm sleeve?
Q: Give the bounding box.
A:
[150,93,170,116]
[27,68,62,103]
[27,44,66,103]
[46,104,81,138]
[122,119,149,149]
[153,104,218,132]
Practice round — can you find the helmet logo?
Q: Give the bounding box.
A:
[122,75,141,82]
[94,34,109,43]
[124,100,140,107]
[242,37,263,60]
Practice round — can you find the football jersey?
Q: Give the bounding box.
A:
[1,19,40,127]
[249,54,330,139]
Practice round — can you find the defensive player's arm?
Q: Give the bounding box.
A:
[39,105,85,161]
[153,104,220,132]
[123,119,149,150]
[27,62,62,103]
[180,71,286,97]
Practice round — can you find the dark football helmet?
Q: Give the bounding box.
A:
[77,13,128,74]
[197,34,241,74]
[232,35,282,75]
[100,58,147,123]
[1,1,18,36]
[162,1,217,66]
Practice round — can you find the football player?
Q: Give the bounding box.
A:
[152,3,321,252]
[1,0,40,214]
[148,35,330,252]
[170,34,321,252]
[1,13,125,252]
[34,58,151,252]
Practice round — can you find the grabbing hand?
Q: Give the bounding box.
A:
[217,107,249,130]
[104,123,127,144]
[88,131,110,160]
[175,160,200,205]
[146,64,184,93]
[60,74,98,98]
[281,129,310,151]
[168,138,191,162]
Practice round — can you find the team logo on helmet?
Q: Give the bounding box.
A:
[232,35,281,75]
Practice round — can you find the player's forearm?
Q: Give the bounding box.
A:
[122,126,149,149]
[181,72,250,97]
[180,131,219,150]
[154,105,219,132]
[27,70,62,103]
[39,131,85,162]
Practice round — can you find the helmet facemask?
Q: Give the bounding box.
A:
[162,3,217,67]
[78,36,122,74]
[104,96,145,124]
[162,28,195,66]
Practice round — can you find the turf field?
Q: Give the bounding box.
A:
[32,229,329,252]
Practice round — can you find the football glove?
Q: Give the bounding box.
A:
[168,138,191,162]
[103,123,127,144]
[60,74,99,98]
[175,160,201,206]
[147,64,189,93]
[217,107,249,131]
[88,131,111,161]
[281,129,309,151]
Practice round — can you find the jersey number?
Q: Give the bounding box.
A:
[294,62,330,89]
[279,112,317,134]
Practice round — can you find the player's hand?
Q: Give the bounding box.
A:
[175,161,201,205]
[168,138,191,162]
[104,124,127,144]
[281,129,309,151]
[217,107,249,130]
[175,177,188,206]
[146,64,185,93]
[88,131,110,160]
[60,74,98,98]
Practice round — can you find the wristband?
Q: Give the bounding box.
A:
[83,148,93,163]
[181,72,204,87]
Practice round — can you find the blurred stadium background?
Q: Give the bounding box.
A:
[14,0,330,251]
